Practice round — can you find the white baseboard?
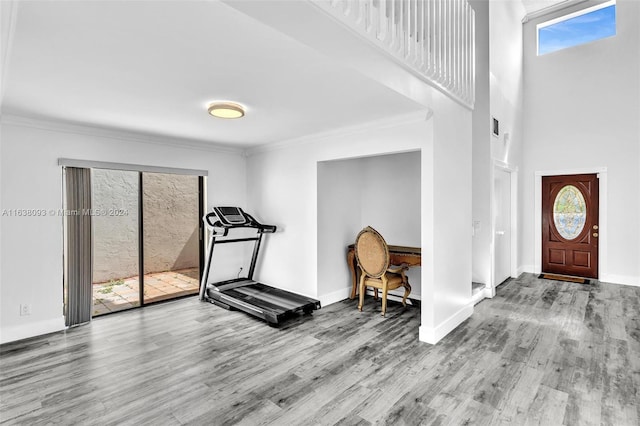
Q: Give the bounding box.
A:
[472,289,487,304]
[371,288,421,302]
[318,287,352,307]
[320,287,422,307]
[483,286,496,298]
[519,265,535,275]
[599,274,640,287]
[419,304,473,345]
[0,316,66,344]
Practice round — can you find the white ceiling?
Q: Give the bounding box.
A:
[1,1,424,149]
[2,1,576,149]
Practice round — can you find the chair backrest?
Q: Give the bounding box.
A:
[354,226,390,279]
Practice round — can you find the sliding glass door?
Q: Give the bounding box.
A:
[91,169,202,316]
[92,169,141,315]
[142,172,200,304]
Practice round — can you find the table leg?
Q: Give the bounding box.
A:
[347,249,357,299]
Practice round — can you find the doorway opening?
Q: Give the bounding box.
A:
[494,168,512,286]
[485,163,518,299]
[317,151,421,305]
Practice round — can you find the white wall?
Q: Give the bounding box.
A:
[489,0,525,289]
[522,0,640,285]
[0,1,15,339]
[247,94,472,345]
[470,0,491,287]
[317,151,422,304]
[471,0,525,290]
[317,158,362,302]
[490,1,525,168]
[0,118,246,343]
[359,153,422,249]
[427,91,473,343]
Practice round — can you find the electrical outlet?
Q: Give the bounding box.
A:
[20,304,32,316]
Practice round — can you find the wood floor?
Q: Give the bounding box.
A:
[1,273,639,425]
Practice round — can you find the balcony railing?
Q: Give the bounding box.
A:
[311,0,475,109]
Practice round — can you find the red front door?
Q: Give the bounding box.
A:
[542,174,599,278]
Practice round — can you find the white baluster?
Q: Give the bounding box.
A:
[363,0,372,33]
[311,0,475,108]
[376,0,387,42]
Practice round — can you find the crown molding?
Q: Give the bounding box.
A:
[244,109,432,157]
[0,113,244,155]
[522,0,589,23]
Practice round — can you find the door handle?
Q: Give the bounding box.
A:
[593,232,599,238]
[593,225,599,230]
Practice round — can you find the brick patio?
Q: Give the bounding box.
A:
[92,268,199,316]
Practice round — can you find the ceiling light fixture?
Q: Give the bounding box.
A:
[207,102,245,119]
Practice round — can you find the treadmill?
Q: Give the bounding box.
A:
[199,207,321,325]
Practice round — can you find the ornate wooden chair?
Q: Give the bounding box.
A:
[354,226,411,316]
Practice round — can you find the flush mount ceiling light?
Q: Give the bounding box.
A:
[207,102,245,119]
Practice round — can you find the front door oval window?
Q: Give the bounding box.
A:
[553,185,586,240]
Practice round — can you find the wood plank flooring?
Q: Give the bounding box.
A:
[1,273,639,425]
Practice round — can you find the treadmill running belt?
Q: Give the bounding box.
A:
[221,283,314,312]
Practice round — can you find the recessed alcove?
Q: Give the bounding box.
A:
[317,151,421,305]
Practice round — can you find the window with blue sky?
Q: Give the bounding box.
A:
[537,0,616,55]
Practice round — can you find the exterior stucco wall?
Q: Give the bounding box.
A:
[142,173,199,275]
[92,169,139,282]
[92,170,199,283]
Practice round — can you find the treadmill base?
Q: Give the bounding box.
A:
[204,280,321,325]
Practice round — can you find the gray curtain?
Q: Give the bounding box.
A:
[64,167,93,326]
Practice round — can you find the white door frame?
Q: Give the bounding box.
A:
[488,160,518,298]
[534,167,607,279]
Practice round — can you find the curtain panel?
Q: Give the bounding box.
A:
[64,167,93,326]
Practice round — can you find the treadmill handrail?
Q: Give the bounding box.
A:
[200,207,276,299]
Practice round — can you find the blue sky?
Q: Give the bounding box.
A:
[538,4,616,55]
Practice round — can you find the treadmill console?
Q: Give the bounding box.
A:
[214,206,248,226]
[205,207,276,235]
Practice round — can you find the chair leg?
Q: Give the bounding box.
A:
[381,286,388,316]
[358,276,365,312]
[402,286,410,306]
[401,281,411,306]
